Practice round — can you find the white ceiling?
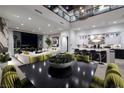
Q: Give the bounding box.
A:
[0,5,124,35]
[0,5,70,35]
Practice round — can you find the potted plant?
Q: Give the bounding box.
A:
[0,52,11,69]
[45,38,52,49]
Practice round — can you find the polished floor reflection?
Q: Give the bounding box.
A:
[19,61,97,88]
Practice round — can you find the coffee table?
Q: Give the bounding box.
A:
[19,61,97,88]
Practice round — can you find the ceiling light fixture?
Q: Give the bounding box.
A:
[81,9,84,13]
[80,7,83,10]
[38,27,41,30]
[21,23,24,26]
[16,15,20,18]
[113,21,117,24]
[16,27,19,29]
[28,17,32,20]
[48,24,51,27]
[54,8,59,13]
[66,6,69,10]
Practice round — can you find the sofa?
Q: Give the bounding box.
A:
[16,48,60,64]
[29,54,52,63]
[1,65,34,88]
[75,54,92,63]
[17,52,52,64]
[89,63,124,88]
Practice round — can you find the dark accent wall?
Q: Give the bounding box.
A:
[21,32,38,48]
[13,31,43,49]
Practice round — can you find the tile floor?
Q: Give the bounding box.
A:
[95,59,124,79]
[0,57,124,86]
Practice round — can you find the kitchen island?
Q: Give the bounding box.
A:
[112,49,124,59]
[74,48,115,63]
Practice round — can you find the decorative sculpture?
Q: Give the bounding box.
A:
[0,17,8,52]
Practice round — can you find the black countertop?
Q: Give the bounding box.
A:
[19,61,97,88]
[111,49,124,59]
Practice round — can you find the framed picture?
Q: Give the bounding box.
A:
[52,37,59,47]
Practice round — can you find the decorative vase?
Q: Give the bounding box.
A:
[49,61,75,68]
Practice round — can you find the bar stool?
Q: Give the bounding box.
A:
[82,50,90,55]
[90,50,102,64]
[74,49,80,55]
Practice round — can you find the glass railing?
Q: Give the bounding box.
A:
[44,5,124,22]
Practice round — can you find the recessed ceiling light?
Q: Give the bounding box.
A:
[38,27,41,30]
[81,9,84,13]
[13,15,20,18]
[66,6,69,10]
[16,27,19,29]
[28,17,32,20]
[48,24,51,27]
[80,7,82,9]
[21,23,24,26]
[54,8,59,13]
[92,25,96,28]
[15,15,20,18]
[113,21,117,24]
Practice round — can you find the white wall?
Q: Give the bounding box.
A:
[59,31,69,53]
[75,23,124,48]
[59,23,124,53]
[59,30,77,53]
[68,30,76,52]
[44,8,124,53]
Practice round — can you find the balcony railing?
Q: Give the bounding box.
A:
[44,5,124,22]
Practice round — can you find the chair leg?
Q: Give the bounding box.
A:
[98,53,104,65]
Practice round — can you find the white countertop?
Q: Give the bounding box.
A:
[78,48,110,51]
